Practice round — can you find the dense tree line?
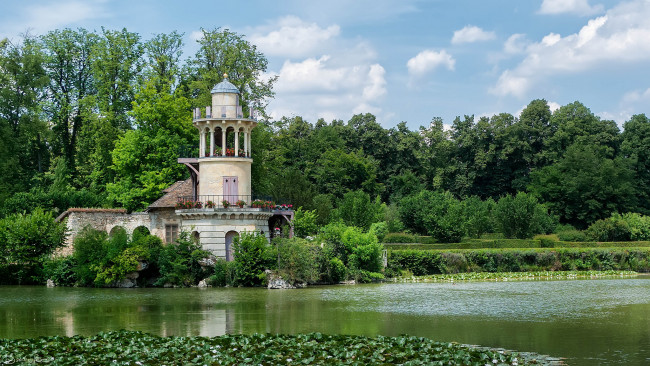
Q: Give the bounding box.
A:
[2,27,650,233]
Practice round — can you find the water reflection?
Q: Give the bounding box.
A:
[0,277,649,366]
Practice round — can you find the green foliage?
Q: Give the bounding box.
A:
[400,190,464,242]
[529,143,637,229]
[156,232,213,286]
[292,208,318,238]
[327,257,347,283]
[94,246,148,286]
[43,255,77,286]
[232,232,276,286]
[0,330,531,366]
[209,258,235,287]
[461,196,496,238]
[276,237,321,284]
[369,221,388,242]
[342,227,383,273]
[338,190,383,231]
[495,192,553,239]
[0,208,66,284]
[556,230,588,242]
[585,218,631,242]
[73,227,109,286]
[311,193,334,226]
[612,212,650,241]
[388,248,650,275]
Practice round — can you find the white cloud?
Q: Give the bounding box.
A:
[491,0,650,98]
[267,56,387,123]
[504,34,528,54]
[407,50,455,76]
[249,16,341,58]
[539,0,604,16]
[451,25,496,44]
[3,0,108,37]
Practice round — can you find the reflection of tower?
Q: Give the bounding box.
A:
[177,74,292,259]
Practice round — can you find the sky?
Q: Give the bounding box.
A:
[1,0,649,130]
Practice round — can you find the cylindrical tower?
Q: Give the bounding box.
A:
[193,74,256,201]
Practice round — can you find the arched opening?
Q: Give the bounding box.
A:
[269,215,292,239]
[225,126,235,156]
[225,231,239,262]
[192,231,200,244]
[109,225,126,238]
[203,126,211,157]
[132,226,150,242]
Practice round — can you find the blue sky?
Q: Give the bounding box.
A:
[1,0,649,129]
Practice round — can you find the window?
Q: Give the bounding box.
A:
[165,224,179,244]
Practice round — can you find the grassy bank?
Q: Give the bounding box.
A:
[384,238,650,250]
[0,330,557,365]
[386,248,650,276]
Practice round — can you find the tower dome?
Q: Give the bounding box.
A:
[211,76,239,94]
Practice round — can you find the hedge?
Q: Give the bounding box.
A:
[384,239,650,251]
[387,248,650,276]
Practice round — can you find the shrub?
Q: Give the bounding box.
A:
[73,227,109,286]
[44,256,77,286]
[339,190,382,231]
[293,208,319,238]
[586,218,631,242]
[156,232,213,287]
[462,197,496,239]
[399,190,464,242]
[557,230,588,242]
[210,259,234,287]
[495,192,553,239]
[277,237,321,284]
[94,246,149,286]
[612,213,650,241]
[0,208,67,284]
[232,232,276,286]
[342,227,383,273]
[327,257,347,283]
[383,232,415,243]
[369,221,388,242]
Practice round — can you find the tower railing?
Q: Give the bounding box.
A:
[178,145,252,159]
[176,195,293,211]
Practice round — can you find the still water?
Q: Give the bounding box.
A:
[1,277,649,365]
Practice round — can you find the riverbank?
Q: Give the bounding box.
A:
[387,270,639,283]
[0,330,562,365]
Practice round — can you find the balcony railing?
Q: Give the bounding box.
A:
[176,195,293,211]
[178,145,251,159]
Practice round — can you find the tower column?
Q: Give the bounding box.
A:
[221,128,226,156]
[209,125,215,157]
[243,129,248,157]
[199,130,205,158]
[248,129,252,157]
[235,129,240,157]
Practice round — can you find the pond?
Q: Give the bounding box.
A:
[1,276,649,365]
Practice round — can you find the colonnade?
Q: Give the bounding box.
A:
[198,122,252,158]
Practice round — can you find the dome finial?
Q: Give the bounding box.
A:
[223,72,228,79]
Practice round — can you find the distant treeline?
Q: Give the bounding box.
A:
[2,27,650,232]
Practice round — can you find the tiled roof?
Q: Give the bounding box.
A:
[148,178,193,209]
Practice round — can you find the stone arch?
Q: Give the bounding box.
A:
[109,225,127,238]
[225,230,239,262]
[133,225,150,237]
[192,230,200,244]
[269,214,292,239]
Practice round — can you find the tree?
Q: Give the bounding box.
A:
[107,81,194,211]
[338,190,383,231]
[144,31,184,92]
[188,28,276,115]
[40,28,98,174]
[495,192,553,239]
[621,114,650,214]
[0,36,48,204]
[529,143,637,229]
[0,208,66,284]
[399,190,464,242]
[313,149,381,199]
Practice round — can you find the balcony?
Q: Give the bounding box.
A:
[178,145,251,162]
[176,195,293,212]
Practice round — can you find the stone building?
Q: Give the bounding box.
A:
[57,75,293,259]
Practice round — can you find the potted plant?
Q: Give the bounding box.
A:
[194,201,203,209]
[222,200,230,208]
[236,199,246,208]
[206,200,215,208]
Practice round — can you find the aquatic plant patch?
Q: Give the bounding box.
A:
[0,330,548,365]
[389,270,638,283]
